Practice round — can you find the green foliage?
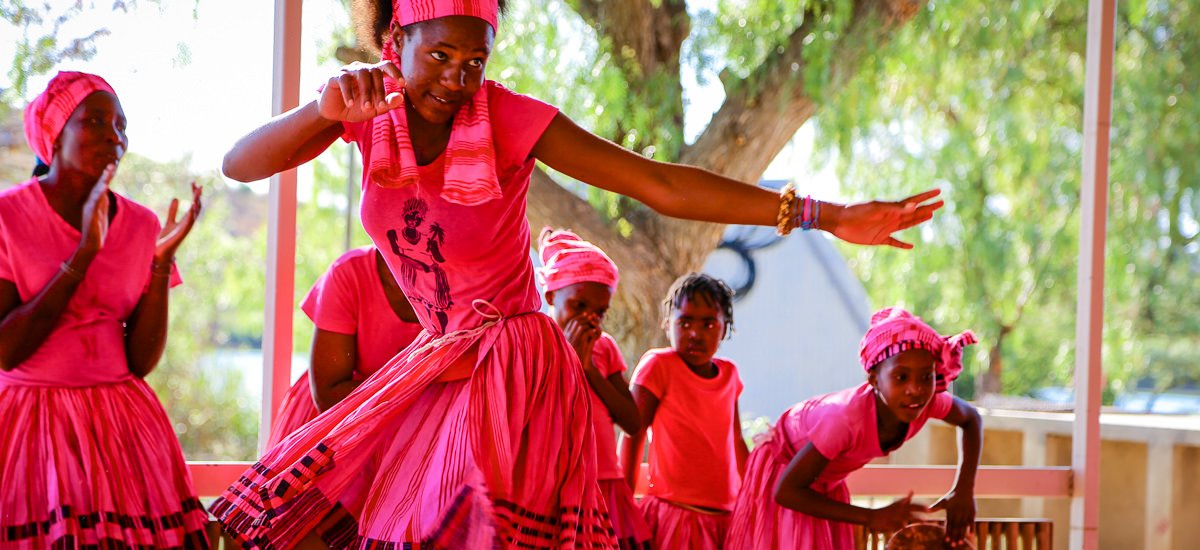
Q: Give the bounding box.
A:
[819,0,1200,398]
[113,153,264,459]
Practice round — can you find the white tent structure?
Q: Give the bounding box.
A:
[702,188,871,421]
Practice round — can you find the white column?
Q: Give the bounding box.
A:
[1144,442,1175,550]
[259,0,303,453]
[1070,0,1116,548]
[1021,429,1048,519]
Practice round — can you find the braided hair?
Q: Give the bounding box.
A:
[661,272,736,340]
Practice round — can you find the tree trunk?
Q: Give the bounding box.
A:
[529,0,931,361]
[978,325,1011,396]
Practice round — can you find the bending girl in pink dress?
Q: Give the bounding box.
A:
[266,246,423,446]
[0,71,207,548]
[208,1,944,547]
[537,227,651,550]
[724,307,983,549]
[622,273,748,549]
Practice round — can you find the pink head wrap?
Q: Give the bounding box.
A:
[536,227,619,293]
[367,0,501,206]
[859,307,977,392]
[23,71,116,165]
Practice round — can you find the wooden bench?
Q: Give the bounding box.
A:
[856,518,1053,550]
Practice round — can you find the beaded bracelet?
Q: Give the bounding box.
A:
[776,183,799,236]
[801,195,818,231]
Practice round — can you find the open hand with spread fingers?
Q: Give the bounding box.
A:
[154,181,203,264]
[824,189,945,249]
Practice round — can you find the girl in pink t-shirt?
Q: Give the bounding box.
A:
[266,246,424,446]
[537,228,651,549]
[207,1,944,546]
[0,72,207,547]
[623,273,749,549]
[724,307,983,549]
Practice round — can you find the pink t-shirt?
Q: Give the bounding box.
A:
[589,332,628,480]
[300,246,424,377]
[347,81,559,337]
[778,383,953,490]
[0,179,179,387]
[632,347,744,511]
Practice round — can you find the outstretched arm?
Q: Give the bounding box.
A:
[620,384,659,491]
[533,113,943,249]
[931,397,982,547]
[223,62,406,182]
[775,442,928,533]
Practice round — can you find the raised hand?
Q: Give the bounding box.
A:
[826,189,944,249]
[318,62,407,123]
[931,489,977,548]
[155,181,203,263]
[79,162,116,254]
[563,314,602,370]
[866,492,929,534]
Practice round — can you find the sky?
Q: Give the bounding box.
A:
[2,0,844,199]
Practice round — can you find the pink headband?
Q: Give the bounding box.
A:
[394,0,497,29]
[23,71,116,165]
[365,0,501,206]
[859,307,977,392]
[536,227,619,293]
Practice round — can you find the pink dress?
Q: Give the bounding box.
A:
[0,180,207,548]
[209,82,617,549]
[266,247,423,447]
[590,333,651,549]
[632,348,744,549]
[724,383,954,549]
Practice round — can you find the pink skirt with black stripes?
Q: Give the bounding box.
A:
[0,378,209,549]
[640,496,730,549]
[598,479,651,550]
[266,372,320,448]
[723,430,854,550]
[209,312,617,549]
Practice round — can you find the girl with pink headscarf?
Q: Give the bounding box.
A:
[724,307,983,549]
[537,227,651,550]
[210,0,945,547]
[0,71,206,547]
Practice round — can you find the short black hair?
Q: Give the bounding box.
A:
[661,272,735,339]
[352,0,509,55]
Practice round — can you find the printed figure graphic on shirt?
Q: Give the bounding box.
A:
[386,197,451,332]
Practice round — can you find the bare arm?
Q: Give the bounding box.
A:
[0,255,92,371]
[123,267,172,377]
[586,371,642,436]
[564,316,641,435]
[308,328,361,412]
[125,183,202,377]
[931,397,983,546]
[734,402,750,476]
[533,113,944,249]
[774,442,926,532]
[223,63,406,182]
[0,173,111,371]
[621,384,659,491]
